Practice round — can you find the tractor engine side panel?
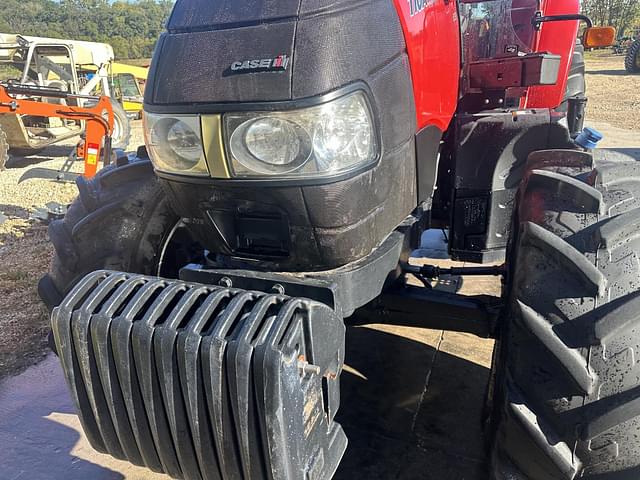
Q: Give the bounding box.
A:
[392,0,461,132]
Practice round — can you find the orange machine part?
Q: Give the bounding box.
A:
[0,85,114,178]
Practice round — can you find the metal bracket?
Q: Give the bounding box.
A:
[403,263,505,279]
[532,11,592,31]
[182,212,423,318]
[18,148,80,183]
[31,201,68,223]
[348,285,502,338]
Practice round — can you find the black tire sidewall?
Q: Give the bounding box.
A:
[0,127,8,170]
[109,98,132,150]
[42,160,180,308]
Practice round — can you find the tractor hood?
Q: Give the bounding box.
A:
[145,0,409,107]
[145,0,421,272]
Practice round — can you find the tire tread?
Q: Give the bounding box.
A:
[39,158,178,312]
[492,148,640,479]
[517,300,595,394]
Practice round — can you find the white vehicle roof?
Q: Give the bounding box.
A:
[0,33,114,66]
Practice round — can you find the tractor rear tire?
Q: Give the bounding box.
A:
[38,158,180,311]
[625,38,640,73]
[490,148,640,479]
[0,127,8,170]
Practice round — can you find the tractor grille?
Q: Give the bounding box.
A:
[51,271,347,480]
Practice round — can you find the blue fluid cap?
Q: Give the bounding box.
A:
[575,127,603,150]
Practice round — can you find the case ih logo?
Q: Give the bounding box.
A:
[230,55,290,73]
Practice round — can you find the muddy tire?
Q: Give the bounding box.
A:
[491,148,640,479]
[38,158,181,311]
[0,126,7,170]
[624,38,640,74]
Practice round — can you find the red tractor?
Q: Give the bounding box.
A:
[39,0,630,479]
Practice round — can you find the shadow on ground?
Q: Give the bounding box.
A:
[0,203,31,224]
[335,326,490,479]
[0,356,125,480]
[5,143,77,169]
[586,68,629,76]
[0,324,491,479]
[603,147,640,158]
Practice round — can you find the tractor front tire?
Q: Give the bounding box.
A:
[0,126,8,170]
[491,148,640,479]
[38,158,179,311]
[110,98,132,150]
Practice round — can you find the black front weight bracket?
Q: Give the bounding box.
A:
[179,260,504,339]
[52,229,504,480]
[51,270,348,480]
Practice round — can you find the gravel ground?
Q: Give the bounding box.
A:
[585,50,640,131]
[0,52,638,379]
[0,121,144,378]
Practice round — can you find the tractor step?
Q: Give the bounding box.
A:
[51,270,347,480]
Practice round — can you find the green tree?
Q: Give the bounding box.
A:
[582,0,640,37]
[0,0,174,59]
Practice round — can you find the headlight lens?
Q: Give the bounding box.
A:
[224,91,377,178]
[143,113,209,175]
[230,117,312,174]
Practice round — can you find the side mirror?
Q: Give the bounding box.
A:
[583,26,616,48]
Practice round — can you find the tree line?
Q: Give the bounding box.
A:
[0,0,174,59]
[1,0,637,60]
[582,0,639,38]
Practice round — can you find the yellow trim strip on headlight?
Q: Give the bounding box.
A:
[201,115,230,179]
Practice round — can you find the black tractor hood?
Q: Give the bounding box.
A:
[146,0,421,272]
[148,23,296,105]
[167,0,301,30]
[145,0,408,107]
[147,0,302,105]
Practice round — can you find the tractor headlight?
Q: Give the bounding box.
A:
[143,113,209,176]
[224,91,378,178]
[230,117,313,174]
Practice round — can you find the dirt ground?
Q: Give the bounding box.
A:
[585,50,640,131]
[0,122,145,378]
[0,52,638,380]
